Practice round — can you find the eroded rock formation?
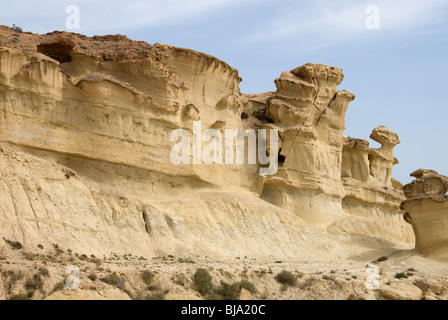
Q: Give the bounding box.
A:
[339,126,411,242]
[401,169,448,257]
[0,26,413,259]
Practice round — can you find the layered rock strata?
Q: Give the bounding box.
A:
[0,26,413,259]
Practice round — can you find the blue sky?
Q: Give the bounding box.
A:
[2,0,448,184]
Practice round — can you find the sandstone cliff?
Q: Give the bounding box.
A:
[0,25,413,263]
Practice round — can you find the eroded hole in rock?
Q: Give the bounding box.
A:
[278,149,285,168]
[241,112,249,120]
[37,40,75,63]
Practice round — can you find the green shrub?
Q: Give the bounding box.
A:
[395,272,408,279]
[39,267,50,277]
[3,238,22,250]
[323,275,335,281]
[9,294,31,300]
[9,271,24,283]
[147,284,159,291]
[274,270,297,286]
[141,270,155,285]
[12,24,23,33]
[238,279,257,294]
[79,254,88,261]
[25,274,43,290]
[22,252,34,261]
[193,268,213,296]
[377,256,389,262]
[210,279,257,300]
[52,281,65,293]
[214,282,240,300]
[101,272,125,290]
[146,289,168,300]
[88,273,97,281]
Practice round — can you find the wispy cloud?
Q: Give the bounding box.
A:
[80,0,246,32]
[241,0,448,47]
[0,0,250,34]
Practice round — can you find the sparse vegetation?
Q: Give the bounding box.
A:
[12,24,23,33]
[212,279,258,300]
[90,257,102,265]
[38,267,50,277]
[193,268,214,296]
[238,279,257,294]
[22,252,34,261]
[173,274,186,286]
[146,289,168,300]
[9,293,31,300]
[37,244,44,250]
[213,282,240,300]
[274,270,297,287]
[395,272,408,279]
[141,270,155,285]
[88,273,98,281]
[24,274,43,290]
[3,238,23,250]
[4,270,24,291]
[52,281,65,293]
[147,284,159,291]
[101,272,125,290]
[53,244,64,255]
[377,256,389,262]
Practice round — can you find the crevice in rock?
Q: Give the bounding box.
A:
[142,209,152,236]
[278,149,285,168]
[316,94,336,126]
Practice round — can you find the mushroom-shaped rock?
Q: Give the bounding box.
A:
[370,125,400,148]
[403,169,448,199]
[368,126,400,185]
[401,170,448,258]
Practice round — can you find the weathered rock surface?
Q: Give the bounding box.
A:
[44,288,131,300]
[164,291,202,300]
[414,278,445,296]
[0,273,5,300]
[379,282,423,300]
[401,170,448,258]
[0,25,413,263]
[238,288,253,300]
